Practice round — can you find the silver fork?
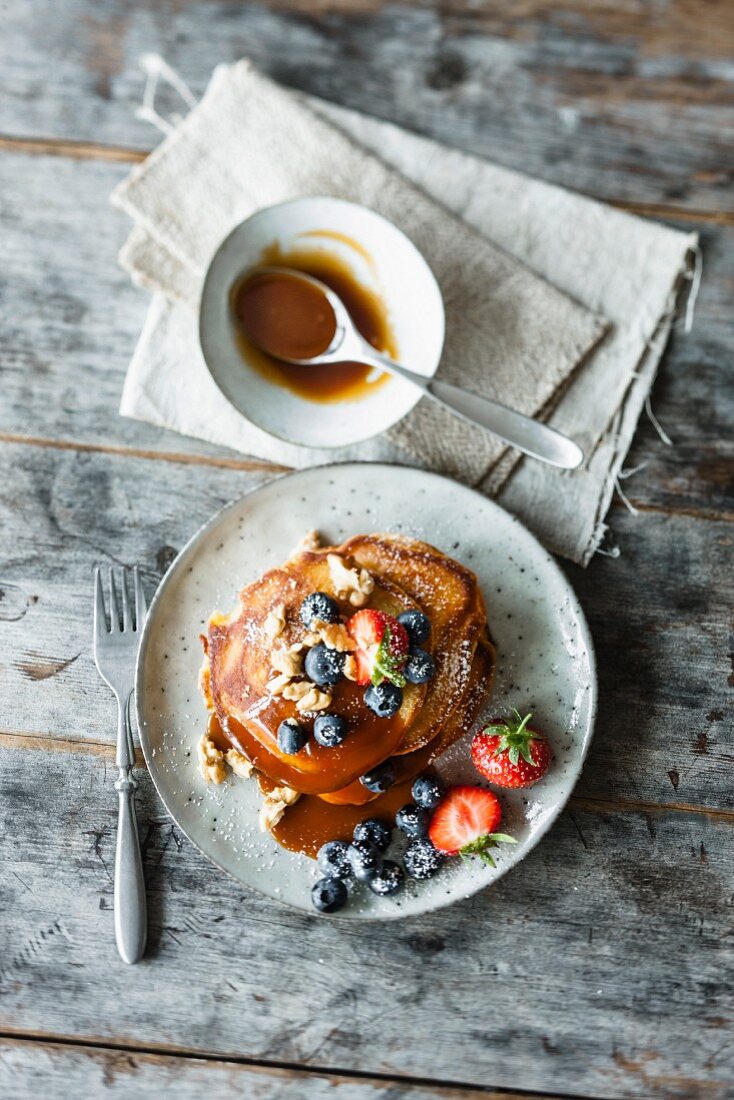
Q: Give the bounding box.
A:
[93,566,147,965]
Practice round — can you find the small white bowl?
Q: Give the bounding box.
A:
[199,197,445,449]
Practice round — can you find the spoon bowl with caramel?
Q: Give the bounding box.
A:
[235,266,584,470]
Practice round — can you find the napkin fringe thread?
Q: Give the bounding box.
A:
[135,54,197,136]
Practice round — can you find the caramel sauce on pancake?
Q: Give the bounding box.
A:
[224,638,495,860]
[270,780,416,858]
[230,241,396,404]
[206,553,427,794]
[216,678,415,795]
[203,536,495,860]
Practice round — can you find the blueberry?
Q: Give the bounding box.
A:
[412,774,444,811]
[305,644,345,686]
[311,876,348,913]
[403,837,444,880]
[397,610,430,646]
[317,840,352,880]
[353,817,391,853]
[277,718,308,755]
[313,713,348,747]
[395,802,430,838]
[359,759,396,794]
[300,592,339,629]
[365,681,403,718]
[347,840,382,883]
[404,648,436,684]
[369,860,405,897]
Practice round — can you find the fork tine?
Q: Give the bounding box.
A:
[93,566,107,637]
[108,567,120,632]
[120,568,132,632]
[133,566,147,632]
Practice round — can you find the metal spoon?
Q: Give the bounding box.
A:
[246,267,584,470]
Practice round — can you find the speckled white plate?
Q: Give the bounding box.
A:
[136,464,596,920]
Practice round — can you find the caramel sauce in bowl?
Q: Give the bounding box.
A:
[230,244,397,404]
[199,197,445,448]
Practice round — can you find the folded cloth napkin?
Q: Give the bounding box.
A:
[113,59,697,565]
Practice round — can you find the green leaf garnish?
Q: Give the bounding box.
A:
[370,624,407,688]
[459,832,517,867]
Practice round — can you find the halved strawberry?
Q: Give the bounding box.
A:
[428,785,516,867]
[471,710,551,789]
[346,609,409,687]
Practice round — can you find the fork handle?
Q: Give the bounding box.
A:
[114,769,147,964]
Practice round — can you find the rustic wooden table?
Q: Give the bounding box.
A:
[1,3,732,1098]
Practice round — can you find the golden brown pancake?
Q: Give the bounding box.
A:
[338,534,487,755]
[204,533,492,805]
[205,548,427,794]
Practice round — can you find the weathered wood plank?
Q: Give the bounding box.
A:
[0,742,731,1099]
[0,1038,547,1100]
[0,148,238,465]
[0,440,731,813]
[1,147,732,521]
[618,218,734,521]
[2,0,733,212]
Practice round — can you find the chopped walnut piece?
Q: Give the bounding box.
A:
[282,680,313,702]
[291,529,322,556]
[304,631,321,647]
[343,654,358,682]
[296,685,333,713]
[271,645,303,678]
[269,785,300,806]
[314,620,355,652]
[198,733,227,785]
[225,749,255,779]
[327,553,374,606]
[266,673,291,696]
[199,657,214,710]
[259,799,288,832]
[263,603,286,641]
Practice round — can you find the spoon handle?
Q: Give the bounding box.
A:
[360,351,584,471]
[426,378,584,470]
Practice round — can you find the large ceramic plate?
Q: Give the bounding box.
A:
[136,464,596,920]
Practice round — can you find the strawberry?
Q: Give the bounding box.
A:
[471,710,551,789]
[428,785,516,867]
[346,609,409,687]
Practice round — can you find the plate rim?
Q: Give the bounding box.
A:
[135,461,598,920]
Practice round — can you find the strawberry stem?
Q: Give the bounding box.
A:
[458,832,517,868]
[482,711,542,767]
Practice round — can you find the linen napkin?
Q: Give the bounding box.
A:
[113,59,697,564]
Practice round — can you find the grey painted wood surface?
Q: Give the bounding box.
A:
[3,0,734,213]
[0,1040,547,1100]
[1,2,733,1097]
[1,145,732,523]
[0,439,731,814]
[1,741,732,1099]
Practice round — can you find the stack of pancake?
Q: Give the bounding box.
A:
[200,533,495,817]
